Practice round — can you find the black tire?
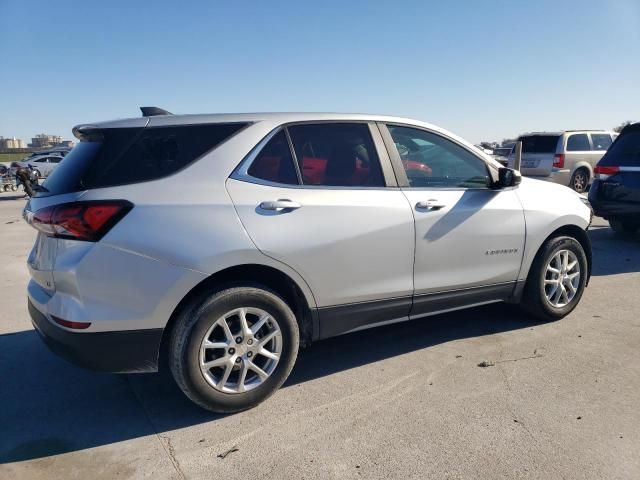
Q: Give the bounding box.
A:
[609,218,638,235]
[520,236,588,321]
[570,168,589,193]
[170,285,299,413]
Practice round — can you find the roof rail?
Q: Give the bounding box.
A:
[140,106,173,117]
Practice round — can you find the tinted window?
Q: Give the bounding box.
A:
[520,135,560,153]
[388,125,489,188]
[566,134,590,151]
[247,131,298,185]
[591,133,612,151]
[287,123,384,187]
[598,131,640,167]
[49,157,63,163]
[40,123,246,196]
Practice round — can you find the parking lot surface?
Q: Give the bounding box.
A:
[1,190,639,479]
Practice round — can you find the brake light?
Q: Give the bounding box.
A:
[31,200,133,241]
[553,154,565,168]
[594,165,620,180]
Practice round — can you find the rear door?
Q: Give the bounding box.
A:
[227,122,415,337]
[565,133,598,172]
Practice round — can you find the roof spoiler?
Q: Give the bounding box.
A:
[140,106,173,117]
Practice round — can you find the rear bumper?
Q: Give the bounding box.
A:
[29,298,163,373]
[588,180,640,219]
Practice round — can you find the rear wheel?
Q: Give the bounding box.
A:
[170,285,299,413]
[521,235,588,321]
[570,168,589,193]
[609,218,638,235]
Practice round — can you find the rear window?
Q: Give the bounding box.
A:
[598,131,640,167]
[39,123,247,197]
[519,135,559,154]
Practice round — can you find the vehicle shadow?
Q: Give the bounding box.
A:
[588,225,640,276]
[0,303,542,464]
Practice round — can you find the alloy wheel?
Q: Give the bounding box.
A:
[573,171,587,192]
[199,307,282,394]
[543,249,581,308]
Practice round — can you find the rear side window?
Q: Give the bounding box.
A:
[247,131,298,185]
[598,131,640,167]
[40,123,246,196]
[520,135,559,153]
[566,134,590,151]
[590,133,612,151]
[287,123,384,187]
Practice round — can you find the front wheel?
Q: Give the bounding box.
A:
[520,236,588,321]
[170,285,299,413]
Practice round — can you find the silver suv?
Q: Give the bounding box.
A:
[17,154,64,178]
[24,110,592,412]
[508,130,617,193]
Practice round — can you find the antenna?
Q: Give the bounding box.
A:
[140,107,173,117]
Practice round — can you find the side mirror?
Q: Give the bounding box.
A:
[496,167,521,189]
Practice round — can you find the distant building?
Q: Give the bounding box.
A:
[0,136,27,149]
[58,140,74,148]
[30,133,63,148]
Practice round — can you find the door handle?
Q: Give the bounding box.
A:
[415,199,445,210]
[259,199,302,211]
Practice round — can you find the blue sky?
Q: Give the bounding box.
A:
[1,0,638,144]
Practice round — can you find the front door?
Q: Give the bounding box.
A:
[381,124,526,317]
[227,123,415,337]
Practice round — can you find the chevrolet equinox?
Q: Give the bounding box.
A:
[24,109,593,412]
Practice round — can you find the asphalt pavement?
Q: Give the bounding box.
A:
[1,190,639,479]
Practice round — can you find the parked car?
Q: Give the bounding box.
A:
[16,154,64,179]
[588,122,640,234]
[508,130,617,193]
[492,147,513,166]
[24,110,592,413]
[24,147,71,159]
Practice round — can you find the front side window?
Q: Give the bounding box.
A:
[387,125,489,188]
[590,133,612,151]
[567,134,590,151]
[287,123,385,187]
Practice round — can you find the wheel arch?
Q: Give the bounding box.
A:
[520,223,592,291]
[570,162,593,179]
[159,264,316,369]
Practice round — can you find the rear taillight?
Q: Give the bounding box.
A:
[594,165,620,180]
[553,154,565,168]
[30,200,133,241]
